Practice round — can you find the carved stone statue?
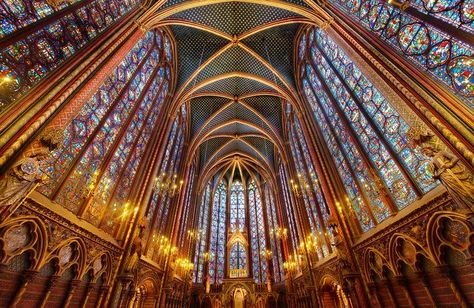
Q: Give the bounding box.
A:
[327,216,353,276]
[0,128,63,216]
[124,218,147,275]
[412,131,474,212]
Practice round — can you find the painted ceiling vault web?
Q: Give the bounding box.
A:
[137,0,333,174]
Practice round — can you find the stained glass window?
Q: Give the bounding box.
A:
[278,162,299,251]
[0,0,142,112]
[147,111,186,238]
[193,182,211,284]
[248,180,268,283]
[329,0,474,108]
[230,180,245,232]
[38,30,173,235]
[298,26,439,232]
[229,242,247,278]
[179,164,196,248]
[264,183,284,282]
[209,180,227,284]
[286,109,330,259]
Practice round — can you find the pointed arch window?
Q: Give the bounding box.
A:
[193,182,211,284]
[40,31,173,234]
[328,0,474,107]
[286,108,331,259]
[230,180,245,232]
[209,180,227,284]
[278,162,299,250]
[248,180,268,283]
[299,27,438,231]
[229,242,247,278]
[145,108,186,240]
[0,0,142,110]
[264,183,284,282]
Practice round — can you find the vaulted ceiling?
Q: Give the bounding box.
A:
[138,0,333,181]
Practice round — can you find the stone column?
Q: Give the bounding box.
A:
[9,269,38,307]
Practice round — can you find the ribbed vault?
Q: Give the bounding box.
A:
[137,0,333,181]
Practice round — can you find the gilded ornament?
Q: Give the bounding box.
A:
[411,130,474,212]
[0,128,64,218]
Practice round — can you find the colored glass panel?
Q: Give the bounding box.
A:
[330,0,474,107]
[0,0,141,112]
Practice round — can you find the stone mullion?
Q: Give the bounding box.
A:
[0,0,93,48]
[146,122,182,244]
[287,122,319,235]
[202,180,216,285]
[285,152,320,308]
[291,117,332,255]
[296,74,364,241]
[157,143,191,307]
[255,185,265,283]
[304,71,378,228]
[50,45,156,199]
[218,186,226,282]
[328,7,474,171]
[284,147,313,248]
[280,165,300,253]
[386,2,474,46]
[83,65,164,222]
[100,74,167,215]
[283,115,314,246]
[244,179,253,279]
[250,184,262,281]
[260,183,274,284]
[156,127,185,236]
[105,92,176,306]
[167,136,191,244]
[192,180,207,281]
[308,57,399,214]
[313,40,423,197]
[137,112,181,254]
[86,60,163,225]
[179,164,197,253]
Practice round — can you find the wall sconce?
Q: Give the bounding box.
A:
[260,249,273,259]
[203,251,214,262]
[283,253,300,273]
[154,173,184,197]
[187,229,204,240]
[270,227,287,240]
[387,0,409,10]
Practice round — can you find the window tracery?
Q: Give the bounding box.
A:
[328,0,474,107]
[299,27,439,231]
[248,180,268,283]
[39,31,172,233]
[0,0,141,111]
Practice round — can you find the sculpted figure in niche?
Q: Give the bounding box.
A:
[0,128,63,217]
[125,218,147,275]
[412,131,474,212]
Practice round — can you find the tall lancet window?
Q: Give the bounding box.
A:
[286,108,331,259]
[328,0,474,108]
[248,180,268,283]
[0,0,142,110]
[229,242,247,278]
[39,30,172,232]
[299,27,438,232]
[209,180,227,284]
[193,182,211,284]
[230,180,245,232]
[264,183,284,282]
